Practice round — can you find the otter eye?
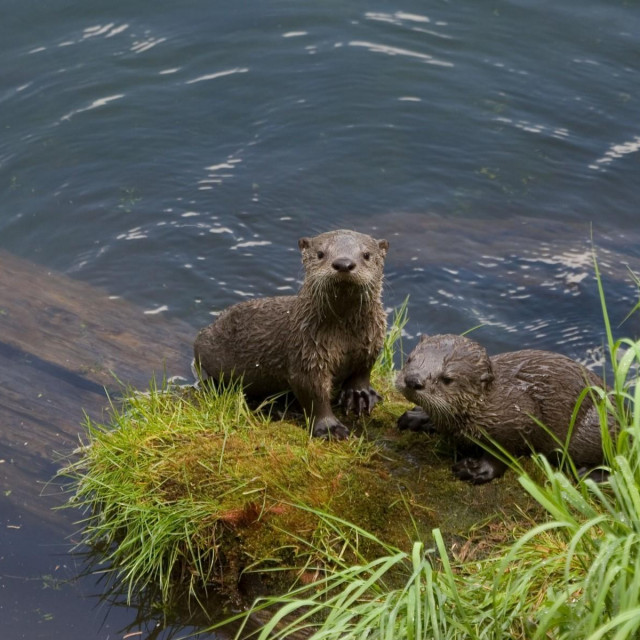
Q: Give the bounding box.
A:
[440,375,454,385]
[405,356,413,364]
[363,251,371,260]
[317,251,325,260]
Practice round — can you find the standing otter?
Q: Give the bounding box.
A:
[396,334,612,484]
[194,229,389,439]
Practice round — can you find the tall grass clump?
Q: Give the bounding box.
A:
[490,258,640,639]
[373,296,409,387]
[226,521,481,640]
[63,378,262,604]
[231,259,640,640]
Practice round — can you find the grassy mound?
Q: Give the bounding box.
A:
[63,379,540,607]
[71,378,407,593]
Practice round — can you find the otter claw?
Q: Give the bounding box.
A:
[339,387,382,416]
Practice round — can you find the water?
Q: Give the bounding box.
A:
[1,0,639,637]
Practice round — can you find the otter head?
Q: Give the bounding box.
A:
[298,229,388,303]
[396,334,494,430]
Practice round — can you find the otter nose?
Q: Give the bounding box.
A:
[332,257,356,272]
[404,375,425,391]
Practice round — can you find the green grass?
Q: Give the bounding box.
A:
[225,257,640,640]
[224,524,477,640]
[373,295,409,386]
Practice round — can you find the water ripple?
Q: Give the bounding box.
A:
[83,23,129,39]
[59,94,124,122]
[348,41,453,67]
[231,240,272,250]
[365,11,431,26]
[185,68,249,85]
[589,135,640,170]
[130,37,167,54]
[198,156,243,190]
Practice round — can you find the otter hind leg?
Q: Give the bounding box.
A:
[452,455,507,485]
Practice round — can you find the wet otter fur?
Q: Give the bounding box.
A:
[194,229,389,439]
[396,333,612,484]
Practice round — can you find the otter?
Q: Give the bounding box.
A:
[396,334,612,484]
[194,229,389,439]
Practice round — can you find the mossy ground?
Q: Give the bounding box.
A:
[62,373,540,610]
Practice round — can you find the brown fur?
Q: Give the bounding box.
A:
[194,229,389,438]
[396,334,612,483]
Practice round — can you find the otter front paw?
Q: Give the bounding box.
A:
[339,387,382,416]
[452,456,507,485]
[312,416,350,440]
[397,407,435,433]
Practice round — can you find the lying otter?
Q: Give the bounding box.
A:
[194,229,389,439]
[396,333,612,484]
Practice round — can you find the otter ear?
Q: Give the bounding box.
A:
[378,239,389,256]
[419,333,430,343]
[298,237,311,252]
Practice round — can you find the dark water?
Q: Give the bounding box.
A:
[1,0,640,637]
